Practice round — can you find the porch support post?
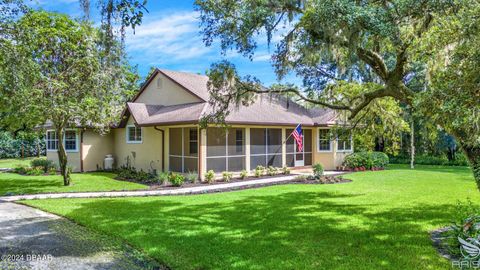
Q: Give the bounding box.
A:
[164,128,170,172]
[199,128,207,181]
[281,128,286,167]
[245,127,251,172]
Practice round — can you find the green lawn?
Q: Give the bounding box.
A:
[23,165,479,270]
[0,172,147,196]
[0,157,42,168]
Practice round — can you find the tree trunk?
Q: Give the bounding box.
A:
[463,145,480,190]
[410,122,415,169]
[56,127,71,186]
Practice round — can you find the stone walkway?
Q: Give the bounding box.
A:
[0,172,345,202]
[0,201,163,270]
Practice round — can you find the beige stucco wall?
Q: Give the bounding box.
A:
[112,117,164,172]
[312,128,353,170]
[82,130,114,172]
[135,72,202,105]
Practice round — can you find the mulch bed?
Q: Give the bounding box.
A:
[117,174,351,194]
[430,226,460,262]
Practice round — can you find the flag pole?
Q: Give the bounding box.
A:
[282,124,301,145]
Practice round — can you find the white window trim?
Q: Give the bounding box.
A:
[45,129,79,153]
[336,135,353,152]
[317,128,333,153]
[126,125,143,144]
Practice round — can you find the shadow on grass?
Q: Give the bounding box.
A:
[0,175,61,196]
[60,191,452,269]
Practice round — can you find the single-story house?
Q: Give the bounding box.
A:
[44,69,353,179]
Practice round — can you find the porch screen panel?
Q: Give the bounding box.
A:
[286,129,295,167]
[169,128,182,155]
[169,127,198,173]
[267,129,282,167]
[184,157,198,173]
[206,128,245,172]
[250,128,266,168]
[185,128,198,157]
[250,129,266,155]
[207,128,226,157]
[169,157,182,172]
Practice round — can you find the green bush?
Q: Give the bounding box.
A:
[240,170,248,179]
[26,166,44,176]
[254,165,265,177]
[14,165,28,175]
[0,131,45,158]
[30,158,56,173]
[389,153,469,166]
[343,152,389,170]
[168,173,185,187]
[185,172,198,183]
[204,170,215,183]
[267,166,278,176]
[313,163,324,179]
[158,171,169,185]
[117,166,158,183]
[282,166,291,175]
[222,171,233,182]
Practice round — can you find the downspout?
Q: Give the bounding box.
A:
[80,129,84,172]
[154,126,165,172]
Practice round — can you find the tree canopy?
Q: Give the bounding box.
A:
[195,0,480,188]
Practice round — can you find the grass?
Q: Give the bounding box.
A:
[23,165,479,270]
[0,157,43,168]
[0,172,147,196]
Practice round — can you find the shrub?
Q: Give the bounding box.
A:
[295,174,307,181]
[222,171,233,182]
[282,166,291,175]
[117,166,158,183]
[185,172,198,183]
[254,165,265,177]
[158,172,169,185]
[389,153,469,166]
[441,199,480,258]
[168,173,185,187]
[267,166,278,176]
[31,158,56,173]
[0,131,45,158]
[48,167,57,175]
[313,163,324,179]
[26,166,43,176]
[343,152,389,170]
[14,165,28,175]
[204,170,215,183]
[239,170,248,179]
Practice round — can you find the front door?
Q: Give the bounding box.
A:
[294,138,304,167]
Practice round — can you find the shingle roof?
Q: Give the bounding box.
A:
[122,69,339,127]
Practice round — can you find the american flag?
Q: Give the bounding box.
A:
[292,124,303,152]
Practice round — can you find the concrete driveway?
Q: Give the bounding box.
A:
[0,200,164,270]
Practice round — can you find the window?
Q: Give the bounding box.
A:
[337,132,352,151]
[46,131,58,151]
[189,129,198,155]
[235,129,243,153]
[318,129,332,152]
[156,78,163,88]
[65,130,77,151]
[46,130,78,152]
[127,125,142,143]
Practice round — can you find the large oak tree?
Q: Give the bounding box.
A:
[194,0,480,188]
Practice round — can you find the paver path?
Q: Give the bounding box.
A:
[0,174,303,202]
[0,200,163,270]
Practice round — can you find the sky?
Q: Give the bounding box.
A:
[29,0,301,86]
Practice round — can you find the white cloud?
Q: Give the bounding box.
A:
[126,11,212,61]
